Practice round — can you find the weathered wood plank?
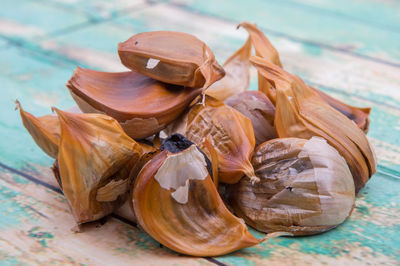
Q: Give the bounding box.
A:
[168,0,400,65]
[0,169,214,265]
[284,0,400,31]
[2,161,399,265]
[34,0,148,20]
[0,0,88,40]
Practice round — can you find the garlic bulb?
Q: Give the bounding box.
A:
[132,134,261,256]
[118,31,225,88]
[228,137,355,236]
[250,56,376,193]
[225,91,277,145]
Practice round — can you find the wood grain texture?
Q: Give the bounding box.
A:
[1,0,399,264]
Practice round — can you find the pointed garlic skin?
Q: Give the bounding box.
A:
[250,56,376,193]
[172,96,258,184]
[133,145,261,256]
[228,137,355,236]
[206,37,252,101]
[239,22,371,132]
[312,87,371,133]
[118,31,225,88]
[16,101,82,159]
[67,67,202,139]
[225,91,277,145]
[55,109,142,224]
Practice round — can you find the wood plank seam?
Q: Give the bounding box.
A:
[0,161,228,266]
[167,2,400,68]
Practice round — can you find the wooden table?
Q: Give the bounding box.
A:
[1,0,399,265]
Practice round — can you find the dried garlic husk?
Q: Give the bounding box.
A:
[228,137,355,236]
[55,109,142,224]
[206,37,252,100]
[225,91,277,145]
[250,56,376,193]
[67,67,202,139]
[17,101,60,158]
[171,96,257,184]
[118,31,225,88]
[132,134,261,256]
[239,22,371,131]
[312,87,371,133]
[16,101,81,158]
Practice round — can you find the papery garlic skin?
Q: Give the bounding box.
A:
[228,137,355,236]
[175,96,258,184]
[250,56,376,193]
[55,109,142,224]
[206,37,252,101]
[225,91,277,145]
[132,135,261,256]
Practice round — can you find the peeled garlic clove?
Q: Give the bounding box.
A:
[55,109,142,224]
[67,67,202,139]
[228,137,355,236]
[250,56,376,193]
[174,96,257,184]
[118,31,225,88]
[133,134,261,256]
[206,37,252,100]
[16,101,60,158]
[225,91,277,145]
[312,87,371,133]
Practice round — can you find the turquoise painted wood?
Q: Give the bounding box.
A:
[1,0,399,265]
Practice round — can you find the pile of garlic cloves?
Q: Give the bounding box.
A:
[17,22,376,257]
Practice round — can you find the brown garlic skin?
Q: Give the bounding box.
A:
[169,96,258,184]
[250,56,376,193]
[228,137,355,236]
[67,67,202,139]
[239,22,371,133]
[119,31,225,88]
[54,109,143,225]
[132,134,261,256]
[206,37,252,101]
[225,91,277,145]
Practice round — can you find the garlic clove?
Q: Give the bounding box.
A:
[206,37,252,101]
[54,108,142,224]
[133,135,261,256]
[250,56,376,193]
[228,137,355,236]
[67,67,202,139]
[118,31,225,88]
[225,91,277,145]
[171,96,257,184]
